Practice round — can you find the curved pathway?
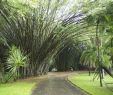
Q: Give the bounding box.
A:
[32,72,87,95]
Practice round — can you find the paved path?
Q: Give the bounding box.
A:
[31,72,87,95]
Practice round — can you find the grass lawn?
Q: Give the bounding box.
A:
[0,77,40,95]
[68,72,113,95]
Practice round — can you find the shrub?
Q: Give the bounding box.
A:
[5,46,27,82]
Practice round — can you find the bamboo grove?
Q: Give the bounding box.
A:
[0,0,87,82]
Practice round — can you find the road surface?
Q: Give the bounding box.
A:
[31,72,87,95]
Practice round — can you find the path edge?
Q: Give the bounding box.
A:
[65,77,91,95]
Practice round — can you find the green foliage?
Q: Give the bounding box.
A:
[80,49,97,67]
[102,54,111,68]
[7,46,27,67]
[5,46,27,82]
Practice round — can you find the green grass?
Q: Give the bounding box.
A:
[0,77,40,95]
[68,72,113,95]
